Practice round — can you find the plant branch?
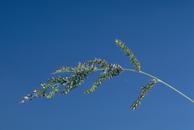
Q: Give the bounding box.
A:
[20,39,193,110]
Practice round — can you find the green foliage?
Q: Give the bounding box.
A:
[131,79,158,110]
[115,39,141,72]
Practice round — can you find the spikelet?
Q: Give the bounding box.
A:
[20,77,69,103]
[54,67,75,74]
[131,79,158,110]
[46,86,60,99]
[115,39,141,72]
[84,73,106,94]
[84,64,123,94]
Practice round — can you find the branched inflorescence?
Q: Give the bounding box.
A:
[20,58,124,104]
[21,39,193,110]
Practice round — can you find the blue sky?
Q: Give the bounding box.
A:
[0,0,194,130]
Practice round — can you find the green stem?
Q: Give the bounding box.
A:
[123,69,194,104]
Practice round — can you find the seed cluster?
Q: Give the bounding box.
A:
[20,59,123,103]
[115,39,141,72]
[85,64,123,94]
[131,79,158,110]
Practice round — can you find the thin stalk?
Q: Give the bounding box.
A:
[123,68,194,104]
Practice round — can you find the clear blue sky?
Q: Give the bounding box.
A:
[0,0,194,130]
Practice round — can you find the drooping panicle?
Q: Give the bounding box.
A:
[20,58,124,103]
[115,39,141,72]
[20,39,193,111]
